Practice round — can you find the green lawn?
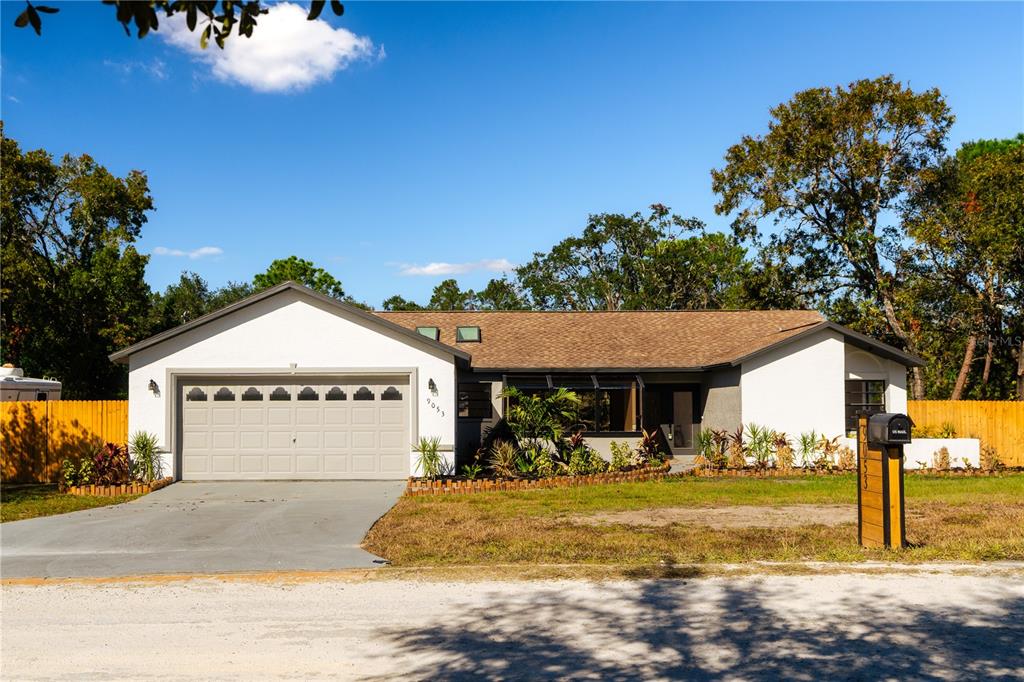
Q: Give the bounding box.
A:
[364,474,1024,568]
[0,485,142,523]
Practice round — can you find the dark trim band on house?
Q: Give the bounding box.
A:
[505,373,642,433]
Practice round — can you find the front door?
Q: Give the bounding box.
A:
[672,391,694,450]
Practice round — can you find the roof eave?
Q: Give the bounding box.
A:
[728,321,925,368]
[109,281,471,364]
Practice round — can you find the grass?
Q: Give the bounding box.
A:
[364,474,1024,567]
[0,484,142,523]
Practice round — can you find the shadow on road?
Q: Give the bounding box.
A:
[371,575,1023,680]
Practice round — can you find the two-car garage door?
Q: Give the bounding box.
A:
[179,376,410,480]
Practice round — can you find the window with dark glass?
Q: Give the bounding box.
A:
[381,386,403,401]
[297,387,319,401]
[504,374,639,433]
[241,387,262,401]
[458,383,492,418]
[269,387,291,401]
[354,386,374,401]
[214,387,235,401]
[186,387,207,401]
[325,387,347,401]
[845,379,886,432]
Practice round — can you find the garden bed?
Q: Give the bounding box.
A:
[61,476,173,497]
[684,466,1020,479]
[406,462,671,496]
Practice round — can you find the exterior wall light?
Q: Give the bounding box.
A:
[148,379,160,395]
[428,378,438,395]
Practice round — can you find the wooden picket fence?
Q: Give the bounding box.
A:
[907,400,1024,466]
[0,400,129,484]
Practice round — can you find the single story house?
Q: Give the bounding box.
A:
[110,281,923,480]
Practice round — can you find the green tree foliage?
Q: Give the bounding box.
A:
[381,295,424,311]
[427,279,475,311]
[516,204,751,311]
[475,278,529,310]
[14,1,344,48]
[252,255,346,299]
[905,136,1024,399]
[149,271,253,332]
[711,75,954,398]
[0,126,153,398]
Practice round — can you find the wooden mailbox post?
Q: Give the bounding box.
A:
[857,412,911,549]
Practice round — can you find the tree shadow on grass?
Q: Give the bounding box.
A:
[368,575,1023,680]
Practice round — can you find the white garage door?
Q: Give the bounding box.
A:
[179,376,410,480]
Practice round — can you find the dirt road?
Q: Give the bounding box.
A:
[3,569,1022,680]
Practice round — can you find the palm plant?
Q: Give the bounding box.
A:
[488,439,519,478]
[797,430,819,469]
[744,423,774,470]
[414,436,447,480]
[129,430,162,483]
[501,386,581,452]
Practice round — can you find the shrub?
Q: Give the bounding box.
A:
[837,445,856,471]
[726,427,746,469]
[694,429,714,470]
[129,431,162,483]
[488,440,519,478]
[609,441,632,471]
[980,444,1003,471]
[461,462,484,480]
[91,443,134,485]
[773,432,795,471]
[414,436,447,479]
[939,422,957,438]
[568,444,606,476]
[637,428,664,464]
[815,436,842,470]
[932,446,951,471]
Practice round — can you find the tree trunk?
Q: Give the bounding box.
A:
[878,293,926,398]
[1018,338,1024,401]
[981,338,994,386]
[951,334,978,400]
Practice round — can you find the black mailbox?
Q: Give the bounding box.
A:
[867,413,912,446]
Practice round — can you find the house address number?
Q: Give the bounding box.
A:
[425,396,445,418]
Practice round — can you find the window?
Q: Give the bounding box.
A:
[458,383,492,419]
[381,386,403,401]
[416,326,440,340]
[456,326,481,343]
[186,387,207,401]
[354,386,374,401]
[504,374,639,433]
[213,387,235,401]
[36,392,47,401]
[845,380,886,432]
[325,387,347,401]
[241,387,263,401]
[297,387,319,401]
[269,387,291,401]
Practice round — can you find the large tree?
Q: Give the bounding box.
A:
[252,255,346,299]
[149,271,254,333]
[1,126,154,398]
[906,135,1024,399]
[711,75,954,398]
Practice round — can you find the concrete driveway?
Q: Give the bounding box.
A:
[0,481,404,579]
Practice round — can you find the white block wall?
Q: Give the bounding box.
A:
[741,328,847,440]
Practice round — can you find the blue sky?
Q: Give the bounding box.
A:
[2,1,1022,307]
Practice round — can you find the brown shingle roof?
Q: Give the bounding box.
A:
[375,310,826,370]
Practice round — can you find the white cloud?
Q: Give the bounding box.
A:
[399,258,515,277]
[152,245,224,259]
[157,2,378,93]
[6,95,21,104]
[103,58,168,80]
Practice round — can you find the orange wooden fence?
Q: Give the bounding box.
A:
[908,400,1024,466]
[1,400,128,484]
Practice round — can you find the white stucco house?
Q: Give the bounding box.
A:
[110,281,926,480]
